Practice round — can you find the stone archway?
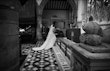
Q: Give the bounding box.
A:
[41,0,78,27]
[36,0,78,40]
[41,0,77,15]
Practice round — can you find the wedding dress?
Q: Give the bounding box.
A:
[32,25,56,51]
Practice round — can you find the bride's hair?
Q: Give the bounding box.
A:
[53,21,57,28]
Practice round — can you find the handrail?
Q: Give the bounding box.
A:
[56,38,76,59]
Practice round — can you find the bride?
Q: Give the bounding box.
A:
[32,25,56,51]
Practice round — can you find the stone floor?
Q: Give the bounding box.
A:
[20,41,60,71]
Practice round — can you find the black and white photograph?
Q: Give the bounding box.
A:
[0,0,110,71]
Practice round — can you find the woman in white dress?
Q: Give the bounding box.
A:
[32,25,56,51]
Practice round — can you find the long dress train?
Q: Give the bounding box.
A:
[32,25,56,51]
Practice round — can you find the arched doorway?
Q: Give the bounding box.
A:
[42,0,77,27]
[36,0,77,40]
[41,0,77,37]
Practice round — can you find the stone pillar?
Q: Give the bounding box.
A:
[77,0,87,33]
[36,6,43,40]
[0,0,20,71]
[36,15,42,40]
[77,0,87,22]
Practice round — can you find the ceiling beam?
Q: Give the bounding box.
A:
[44,0,72,10]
